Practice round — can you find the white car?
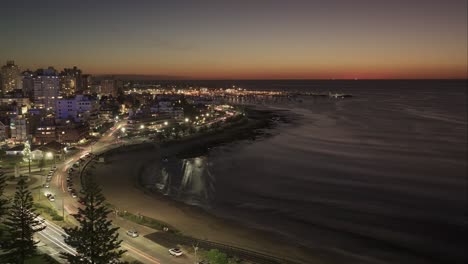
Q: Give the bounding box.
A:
[44,183,50,188]
[47,194,55,202]
[67,186,73,192]
[169,248,183,257]
[126,230,139,238]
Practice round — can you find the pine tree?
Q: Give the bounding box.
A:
[2,178,45,263]
[0,170,8,218]
[61,175,126,264]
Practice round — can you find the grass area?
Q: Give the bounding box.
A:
[0,152,55,171]
[116,211,180,235]
[33,203,64,222]
[0,152,23,169]
[25,254,61,264]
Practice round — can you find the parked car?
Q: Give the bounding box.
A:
[71,192,77,198]
[44,183,50,188]
[169,248,183,257]
[46,193,55,202]
[67,186,73,192]
[126,230,139,238]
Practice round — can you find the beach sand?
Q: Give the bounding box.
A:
[91,148,328,264]
[87,110,334,264]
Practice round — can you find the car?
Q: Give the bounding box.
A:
[71,192,77,198]
[48,195,55,202]
[168,248,183,257]
[78,198,86,205]
[67,186,73,192]
[32,222,46,231]
[44,183,50,188]
[126,229,139,238]
[68,168,74,173]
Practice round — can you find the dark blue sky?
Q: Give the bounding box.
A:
[1,0,466,79]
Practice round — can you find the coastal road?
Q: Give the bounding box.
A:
[35,218,184,264]
[40,120,193,264]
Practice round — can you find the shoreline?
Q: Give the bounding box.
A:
[87,107,338,263]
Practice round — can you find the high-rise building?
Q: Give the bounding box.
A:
[61,66,82,94]
[0,60,22,94]
[33,67,60,111]
[100,79,118,97]
[59,75,76,97]
[21,70,35,99]
[81,74,92,94]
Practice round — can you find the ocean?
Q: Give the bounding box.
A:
[152,80,467,264]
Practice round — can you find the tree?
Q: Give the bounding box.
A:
[2,179,45,263]
[61,175,126,264]
[0,170,9,241]
[22,141,32,175]
[0,170,8,218]
[205,249,229,264]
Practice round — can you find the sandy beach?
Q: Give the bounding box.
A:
[90,148,328,264]
[87,109,334,264]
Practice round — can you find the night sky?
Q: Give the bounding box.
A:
[1,0,466,79]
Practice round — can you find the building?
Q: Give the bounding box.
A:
[33,67,60,111]
[80,74,92,94]
[0,118,9,141]
[55,95,97,122]
[31,141,64,160]
[33,125,56,145]
[0,97,31,109]
[5,144,24,155]
[0,60,22,94]
[9,115,29,142]
[59,75,76,97]
[57,124,89,143]
[100,79,122,97]
[21,70,35,99]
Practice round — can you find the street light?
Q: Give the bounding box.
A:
[46,152,53,159]
[184,118,189,122]
[121,127,126,133]
[164,121,168,126]
[140,124,145,129]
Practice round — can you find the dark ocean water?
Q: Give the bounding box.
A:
[153,80,467,264]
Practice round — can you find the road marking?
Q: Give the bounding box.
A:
[123,243,161,264]
[38,229,76,255]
